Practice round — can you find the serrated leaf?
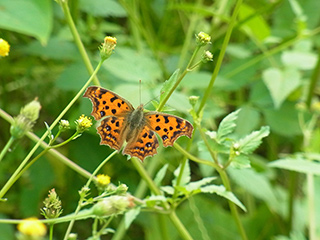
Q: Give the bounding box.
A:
[201,185,246,211]
[238,126,270,154]
[185,177,216,192]
[124,208,140,229]
[160,186,175,195]
[231,155,251,169]
[160,69,180,103]
[172,160,191,187]
[154,164,169,186]
[217,109,241,142]
[269,159,320,175]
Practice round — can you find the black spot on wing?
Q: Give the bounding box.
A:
[110,96,117,102]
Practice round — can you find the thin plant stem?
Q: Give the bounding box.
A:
[0,60,104,200]
[130,158,193,240]
[197,0,243,115]
[59,0,100,86]
[306,48,320,108]
[63,151,117,240]
[157,45,201,112]
[307,173,316,240]
[0,136,15,163]
[0,108,93,180]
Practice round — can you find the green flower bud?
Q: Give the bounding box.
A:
[10,99,41,139]
[189,96,199,107]
[59,119,70,132]
[100,36,117,61]
[40,188,63,219]
[92,196,135,217]
[202,50,213,63]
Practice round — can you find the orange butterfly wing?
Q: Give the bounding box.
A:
[83,86,133,120]
[145,112,193,147]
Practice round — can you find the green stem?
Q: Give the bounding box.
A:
[168,211,193,240]
[0,108,93,180]
[218,170,248,240]
[0,136,15,163]
[224,27,320,81]
[130,158,193,240]
[306,48,320,108]
[59,0,100,86]
[157,45,201,112]
[63,151,117,240]
[197,0,243,115]
[0,60,104,200]
[130,158,161,195]
[307,173,316,240]
[49,224,54,240]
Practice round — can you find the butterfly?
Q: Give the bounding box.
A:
[83,86,194,161]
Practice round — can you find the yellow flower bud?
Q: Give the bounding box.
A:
[0,38,10,57]
[17,217,46,237]
[100,36,117,60]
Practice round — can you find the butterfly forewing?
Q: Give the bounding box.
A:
[83,86,133,120]
[146,112,193,147]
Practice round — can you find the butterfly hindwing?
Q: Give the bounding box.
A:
[123,126,159,161]
[146,112,193,147]
[97,116,126,151]
[83,86,134,120]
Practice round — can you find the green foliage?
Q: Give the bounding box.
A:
[0,0,320,239]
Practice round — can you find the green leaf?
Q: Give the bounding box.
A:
[216,109,241,142]
[79,0,126,17]
[103,47,162,83]
[231,155,251,169]
[238,4,270,42]
[161,186,175,195]
[0,0,52,44]
[124,208,140,229]
[160,69,180,103]
[282,50,317,70]
[262,67,301,109]
[185,177,216,192]
[172,160,191,187]
[154,164,169,186]
[200,185,246,211]
[269,159,320,175]
[238,126,270,154]
[228,168,282,212]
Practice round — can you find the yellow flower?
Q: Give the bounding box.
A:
[0,38,10,57]
[75,114,92,133]
[97,174,110,186]
[17,217,46,237]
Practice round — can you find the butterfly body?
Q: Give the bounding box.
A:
[84,86,193,161]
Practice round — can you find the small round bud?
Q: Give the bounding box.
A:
[59,119,70,132]
[202,50,213,63]
[196,32,211,46]
[95,174,111,190]
[189,96,199,107]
